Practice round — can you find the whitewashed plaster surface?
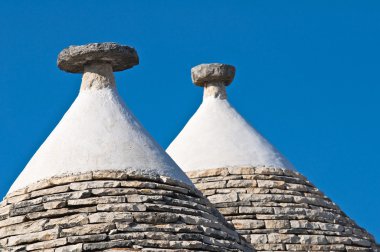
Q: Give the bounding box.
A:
[167,95,295,172]
[9,67,192,193]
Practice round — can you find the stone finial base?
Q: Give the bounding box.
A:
[191,63,235,87]
[0,170,252,251]
[187,167,378,252]
[57,42,139,73]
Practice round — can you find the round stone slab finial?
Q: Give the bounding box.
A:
[57,42,139,73]
[191,63,235,87]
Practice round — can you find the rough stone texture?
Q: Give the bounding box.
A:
[0,171,252,252]
[57,42,139,73]
[191,63,235,86]
[188,166,379,251]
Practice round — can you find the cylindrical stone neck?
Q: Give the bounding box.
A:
[80,63,116,91]
[203,82,227,100]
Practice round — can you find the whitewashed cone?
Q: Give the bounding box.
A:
[167,63,379,251]
[0,46,252,252]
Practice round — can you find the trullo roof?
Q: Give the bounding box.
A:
[8,43,192,193]
[167,63,294,172]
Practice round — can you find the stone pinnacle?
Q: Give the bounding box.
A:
[191,63,235,100]
[191,63,235,87]
[57,42,139,73]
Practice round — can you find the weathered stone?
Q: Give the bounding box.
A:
[70,181,120,191]
[97,203,146,212]
[187,168,229,179]
[250,234,268,244]
[286,244,346,251]
[55,244,83,252]
[8,228,59,246]
[25,237,67,251]
[326,236,352,245]
[10,204,44,216]
[43,190,91,203]
[254,243,285,250]
[256,180,286,189]
[61,223,115,236]
[121,180,156,189]
[232,219,265,229]
[109,232,145,240]
[133,212,179,224]
[31,185,70,198]
[255,167,284,175]
[89,212,132,223]
[219,207,238,215]
[43,201,67,210]
[91,188,137,196]
[318,222,344,232]
[58,43,139,73]
[92,170,129,180]
[264,220,290,229]
[45,213,88,229]
[127,194,148,203]
[26,179,53,193]
[67,196,125,206]
[196,181,226,190]
[299,235,328,245]
[0,237,7,247]
[50,172,92,185]
[26,208,69,220]
[351,237,372,247]
[227,180,257,188]
[228,167,256,175]
[191,63,235,86]
[13,197,43,209]
[68,234,107,243]
[290,220,315,229]
[7,193,31,204]
[83,240,132,250]
[267,233,300,243]
[208,192,237,204]
[0,216,25,228]
[0,219,47,238]
[155,183,189,194]
[345,245,373,251]
[239,206,274,214]
[6,188,28,198]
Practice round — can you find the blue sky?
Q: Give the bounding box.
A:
[0,0,379,239]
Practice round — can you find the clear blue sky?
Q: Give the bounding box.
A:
[0,0,379,239]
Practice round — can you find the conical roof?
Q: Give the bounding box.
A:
[167,63,378,251]
[8,43,192,193]
[167,63,294,172]
[0,45,252,252]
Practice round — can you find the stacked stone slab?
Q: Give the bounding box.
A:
[1,45,252,252]
[187,166,378,251]
[0,170,251,251]
[167,63,379,251]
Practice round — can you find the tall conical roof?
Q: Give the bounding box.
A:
[167,63,378,251]
[1,45,252,252]
[167,63,294,172]
[9,42,192,193]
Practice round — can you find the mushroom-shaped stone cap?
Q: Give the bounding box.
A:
[191,63,235,86]
[57,42,139,73]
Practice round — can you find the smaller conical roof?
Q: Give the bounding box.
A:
[9,43,192,193]
[167,63,294,172]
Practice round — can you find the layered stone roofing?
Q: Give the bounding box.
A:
[9,43,192,194]
[1,44,253,251]
[167,63,378,251]
[167,63,294,172]
[0,170,251,251]
[188,167,378,251]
